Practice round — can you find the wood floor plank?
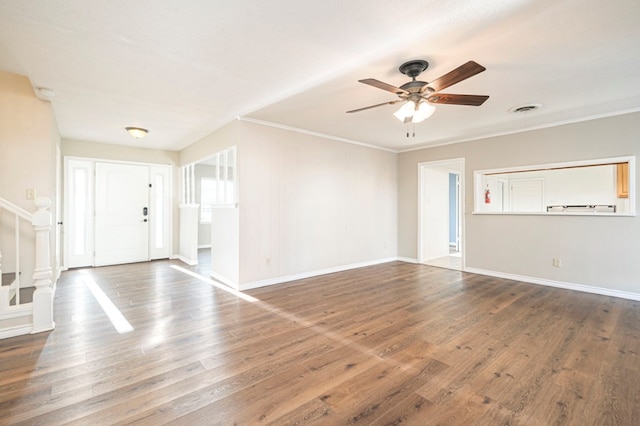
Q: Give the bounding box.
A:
[320,352,449,423]
[586,363,640,425]
[368,392,434,425]
[0,257,638,425]
[266,397,345,425]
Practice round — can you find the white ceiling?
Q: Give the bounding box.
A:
[1,0,639,153]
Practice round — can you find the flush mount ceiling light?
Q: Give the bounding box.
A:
[125,127,149,139]
[37,87,56,98]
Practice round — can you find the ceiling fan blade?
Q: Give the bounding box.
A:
[346,100,403,113]
[427,61,486,92]
[427,94,489,106]
[359,78,409,95]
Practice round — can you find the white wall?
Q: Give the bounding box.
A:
[398,112,640,296]
[180,120,397,289]
[211,207,239,287]
[180,122,239,166]
[237,122,397,289]
[0,71,59,283]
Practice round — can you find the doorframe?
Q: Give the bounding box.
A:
[417,158,465,269]
[449,171,461,252]
[56,145,63,279]
[63,156,173,269]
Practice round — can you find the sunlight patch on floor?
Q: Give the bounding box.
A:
[84,277,134,334]
[170,265,258,303]
[169,265,429,372]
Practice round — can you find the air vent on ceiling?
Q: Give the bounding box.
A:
[509,103,542,114]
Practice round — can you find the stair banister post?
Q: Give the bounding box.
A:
[31,197,55,333]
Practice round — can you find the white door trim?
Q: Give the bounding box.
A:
[417,158,465,269]
[63,156,172,269]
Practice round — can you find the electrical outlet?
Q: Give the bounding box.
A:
[26,188,36,200]
[552,258,561,267]
[265,257,270,266]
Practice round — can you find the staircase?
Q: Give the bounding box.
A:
[0,196,55,339]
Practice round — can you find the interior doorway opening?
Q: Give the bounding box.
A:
[418,158,464,271]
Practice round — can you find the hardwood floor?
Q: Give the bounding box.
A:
[422,254,462,271]
[0,259,638,425]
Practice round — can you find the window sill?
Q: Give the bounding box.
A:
[472,211,635,217]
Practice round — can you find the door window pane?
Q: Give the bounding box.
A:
[73,168,87,255]
[154,174,165,248]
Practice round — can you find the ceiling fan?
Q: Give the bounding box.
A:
[347,60,489,123]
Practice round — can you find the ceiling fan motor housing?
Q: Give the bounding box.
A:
[399,60,429,79]
[399,60,433,101]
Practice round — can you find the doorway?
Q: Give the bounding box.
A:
[418,158,464,271]
[64,158,171,268]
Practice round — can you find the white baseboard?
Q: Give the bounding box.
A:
[464,267,640,301]
[172,255,198,266]
[397,257,418,264]
[0,324,32,340]
[240,257,398,291]
[209,271,239,290]
[197,244,212,249]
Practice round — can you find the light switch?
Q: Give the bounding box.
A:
[26,188,36,200]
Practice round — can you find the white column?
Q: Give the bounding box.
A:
[178,205,200,265]
[189,164,196,204]
[181,165,188,205]
[31,197,55,333]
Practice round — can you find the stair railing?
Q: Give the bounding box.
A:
[0,196,54,336]
[0,197,31,310]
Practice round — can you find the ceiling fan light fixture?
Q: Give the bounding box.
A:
[394,101,417,121]
[125,126,149,139]
[393,101,435,123]
[411,102,436,123]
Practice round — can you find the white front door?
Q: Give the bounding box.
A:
[95,162,150,266]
